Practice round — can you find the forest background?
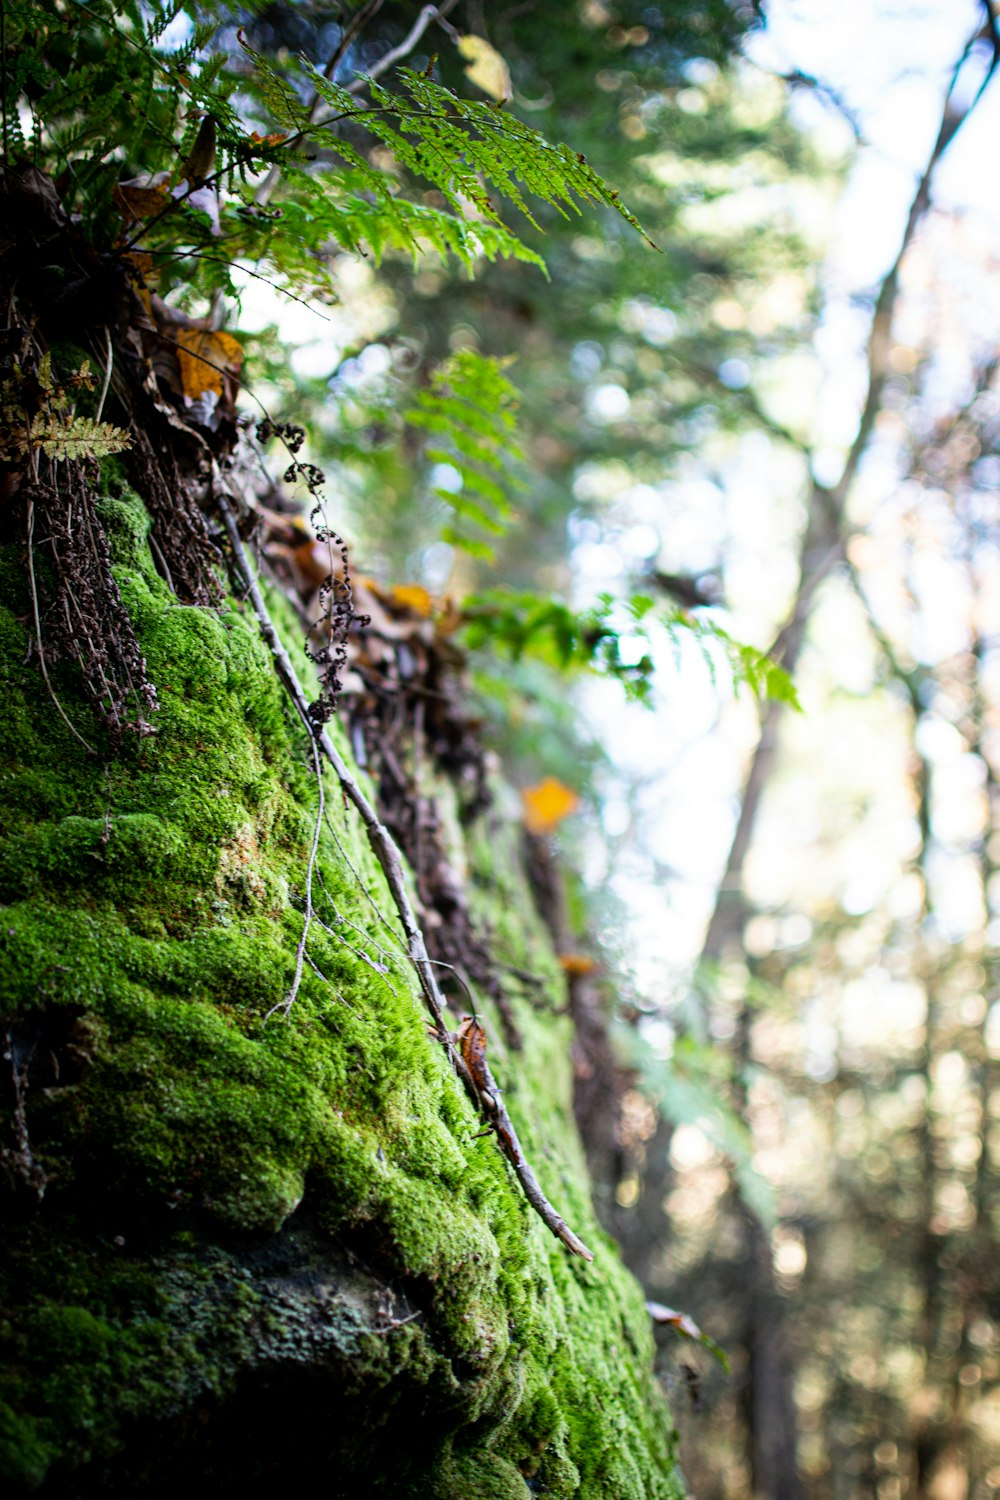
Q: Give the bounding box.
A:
[7,0,1000,1496]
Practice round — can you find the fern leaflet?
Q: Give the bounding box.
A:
[405,352,523,560]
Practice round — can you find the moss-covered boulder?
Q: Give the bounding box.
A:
[0,488,682,1497]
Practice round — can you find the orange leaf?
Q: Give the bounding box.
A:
[390,584,434,617]
[521,777,579,835]
[174,329,243,402]
[558,953,597,976]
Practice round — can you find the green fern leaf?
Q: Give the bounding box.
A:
[285,56,652,249]
[405,351,523,559]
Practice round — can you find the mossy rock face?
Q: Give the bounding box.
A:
[0,489,683,1497]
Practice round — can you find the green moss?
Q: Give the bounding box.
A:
[0,488,683,1497]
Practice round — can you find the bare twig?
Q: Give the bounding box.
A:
[316,867,407,968]
[322,0,385,83]
[153,249,333,322]
[322,809,410,949]
[701,28,999,965]
[457,1016,594,1261]
[253,1,461,208]
[350,3,457,90]
[267,728,325,1021]
[26,494,98,756]
[984,0,1000,64]
[314,911,399,993]
[252,0,384,208]
[94,327,113,424]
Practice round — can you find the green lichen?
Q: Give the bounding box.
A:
[0,486,683,1496]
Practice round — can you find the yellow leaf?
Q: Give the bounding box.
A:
[174,329,243,402]
[390,584,434,617]
[457,34,512,102]
[521,777,579,835]
[558,953,597,977]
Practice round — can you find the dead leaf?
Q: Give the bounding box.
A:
[559,953,597,976]
[123,250,156,285]
[178,116,216,189]
[458,34,512,101]
[521,777,579,835]
[122,251,159,319]
[114,178,170,223]
[646,1302,730,1370]
[174,328,243,403]
[645,1303,703,1340]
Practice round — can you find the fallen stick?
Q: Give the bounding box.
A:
[456,1016,593,1261]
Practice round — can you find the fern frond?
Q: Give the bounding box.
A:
[405,351,523,559]
[242,46,313,132]
[459,589,798,706]
[278,55,652,249]
[665,613,800,707]
[28,414,132,461]
[270,165,546,276]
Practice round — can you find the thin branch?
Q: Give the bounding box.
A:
[322,807,410,948]
[984,0,1000,65]
[457,1016,594,1261]
[267,728,324,1021]
[314,912,399,993]
[350,3,457,90]
[842,554,924,717]
[767,65,866,144]
[254,1,460,209]
[26,495,98,757]
[153,249,333,322]
[322,0,384,83]
[253,0,384,208]
[94,327,113,424]
[316,866,408,967]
